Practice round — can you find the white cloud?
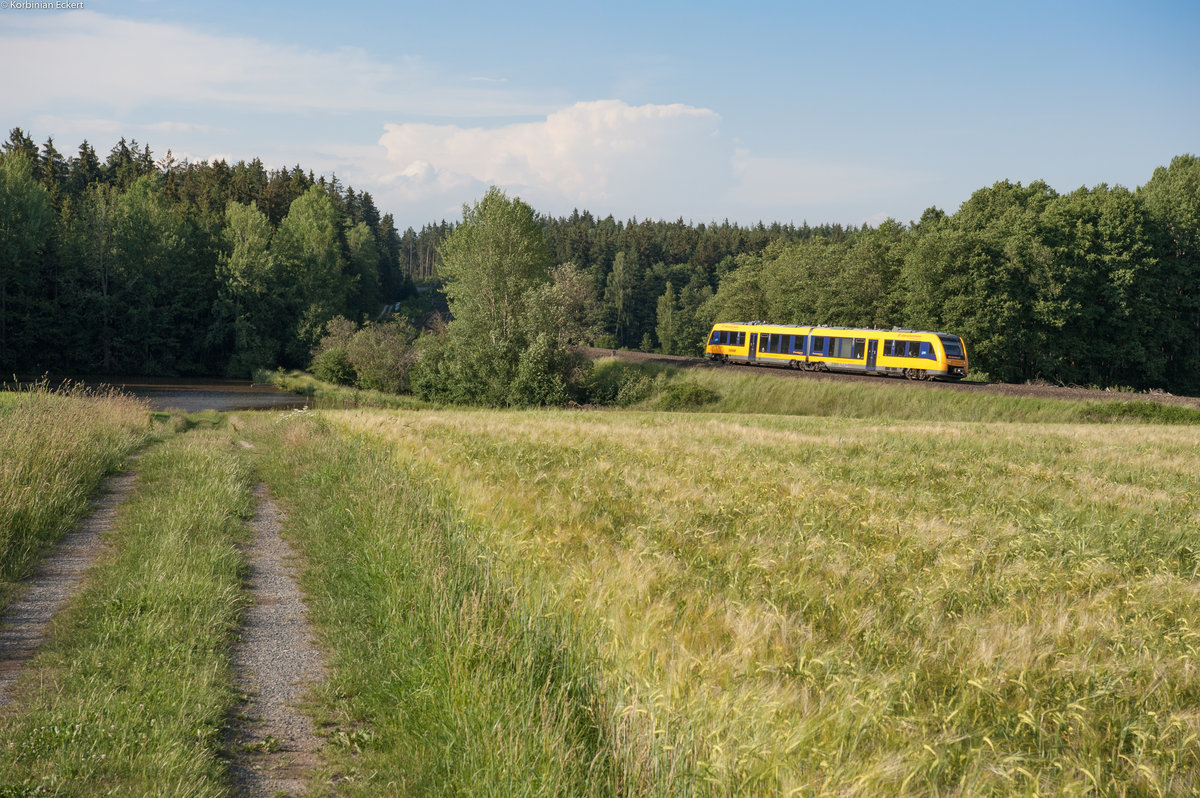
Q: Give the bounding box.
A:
[0,11,550,118]
[374,100,731,219]
[3,12,920,225]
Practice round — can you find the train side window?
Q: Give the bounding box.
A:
[883,339,894,357]
[853,338,865,359]
[737,332,745,347]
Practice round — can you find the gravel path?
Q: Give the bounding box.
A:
[229,482,326,796]
[0,470,137,707]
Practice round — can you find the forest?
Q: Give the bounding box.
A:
[1,126,1198,395]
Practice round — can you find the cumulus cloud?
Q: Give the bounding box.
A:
[375,100,732,219]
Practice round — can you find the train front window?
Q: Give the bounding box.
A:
[939,335,964,358]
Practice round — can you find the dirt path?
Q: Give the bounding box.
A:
[0,470,137,707]
[229,482,326,796]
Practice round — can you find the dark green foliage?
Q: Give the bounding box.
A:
[508,332,569,407]
[418,188,591,406]
[308,316,418,393]
[344,320,418,393]
[701,173,1200,393]
[1075,400,1200,425]
[2,125,1199,394]
[655,380,719,411]
[0,130,403,378]
[582,359,672,406]
[310,346,354,385]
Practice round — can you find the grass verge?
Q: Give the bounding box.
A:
[0,383,149,612]
[0,429,252,795]
[244,411,622,796]
[592,359,1200,424]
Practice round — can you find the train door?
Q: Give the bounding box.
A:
[748,333,758,362]
[866,339,878,371]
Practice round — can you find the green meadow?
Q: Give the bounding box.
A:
[2,374,1199,795]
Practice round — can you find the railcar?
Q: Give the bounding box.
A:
[705,322,968,381]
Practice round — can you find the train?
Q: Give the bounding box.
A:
[705,322,968,381]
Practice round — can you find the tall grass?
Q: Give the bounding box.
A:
[256,368,430,410]
[332,407,1200,795]
[0,383,149,611]
[0,429,252,795]
[591,358,1200,424]
[245,412,623,796]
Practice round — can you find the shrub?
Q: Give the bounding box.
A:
[310,346,354,385]
[615,373,657,406]
[346,320,418,393]
[655,379,718,410]
[508,333,569,407]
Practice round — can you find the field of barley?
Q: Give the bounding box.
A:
[246,398,1200,796]
[3,373,1198,796]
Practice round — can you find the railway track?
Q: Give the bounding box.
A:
[578,347,1200,411]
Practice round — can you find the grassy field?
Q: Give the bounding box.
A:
[0,426,253,795]
[2,371,1198,795]
[258,401,1200,796]
[0,384,149,612]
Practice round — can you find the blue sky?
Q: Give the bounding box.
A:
[3,0,1197,228]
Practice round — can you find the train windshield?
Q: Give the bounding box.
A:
[939,335,964,358]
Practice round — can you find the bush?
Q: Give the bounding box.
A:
[310,346,354,385]
[346,320,418,393]
[616,373,657,406]
[655,380,718,411]
[508,333,569,407]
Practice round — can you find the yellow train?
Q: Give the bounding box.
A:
[705,322,968,380]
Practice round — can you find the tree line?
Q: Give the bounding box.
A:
[0,128,415,377]
[2,126,1197,395]
[537,160,1200,395]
